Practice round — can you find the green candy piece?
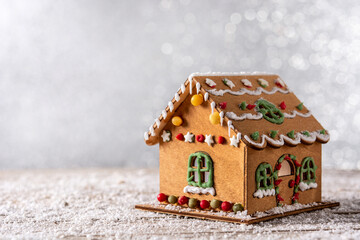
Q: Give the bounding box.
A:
[210,199,221,209]
[188,198,198,208]
[251,131,259,141]
[168,195,178,204]
[287,130,295,139]
[320,129,326,135]
[232,203,244,213]
[239,101,247,110]
[270,130,278,138]
[255,99,284,124]
[296,103,303,110]
[302,131,310,137]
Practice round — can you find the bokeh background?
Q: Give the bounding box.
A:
[0,0,359,169]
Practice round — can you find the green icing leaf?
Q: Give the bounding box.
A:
[239,101,247,110]
[251,131,259,141]
[302,131,310,137]
[320,129,326,135]
[296,103,303,110]
[287,130,295,139]
[270,130,278,138]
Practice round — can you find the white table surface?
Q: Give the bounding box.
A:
[0,168,359,239]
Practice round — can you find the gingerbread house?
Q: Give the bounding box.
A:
[142,72,331,217]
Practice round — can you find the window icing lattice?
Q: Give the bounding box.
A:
[187,152,214,188]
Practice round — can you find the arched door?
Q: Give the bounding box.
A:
[275,154,295,205]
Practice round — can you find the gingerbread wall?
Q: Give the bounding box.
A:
[159,92,246,205]
[246,143,322,214]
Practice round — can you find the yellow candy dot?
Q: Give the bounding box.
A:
[209,112,220,125]
[172,116,183,126]
[191,94,203,106]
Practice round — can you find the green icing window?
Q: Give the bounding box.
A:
[255,163,274,190]
[300,157,317,184]
[187,152,214,188]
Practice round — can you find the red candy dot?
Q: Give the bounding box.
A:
[279,101,286,110]
[275,164,282,170]
[157,193,167,202]
[289,180,295,188]
[176,133,184,141]
[219,102,227,109]
[196,134,205,142]
[293,192,299,200]
[221,201,232,211]
[284,156,291,161]
[200,200,210,209]
[178,196,189,205]
[246,104,256,110]
[218,136,225,144]
[277,194,284,202]
[274,179,283,186]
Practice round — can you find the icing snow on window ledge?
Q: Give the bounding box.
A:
[299,182,318,191]
[253,188,275,198]
[183,185,216,196]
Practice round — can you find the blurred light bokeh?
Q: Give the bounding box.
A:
[0,0,359,169]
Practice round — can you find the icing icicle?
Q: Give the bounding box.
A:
[207,87,290,96]
[227,120,234,137]
[155,119,160,128]
[162,110,167,119]
[196,82,201,94]
[149,125,155,136]
[211,102,216,114]
[204,92,209,101]
[220,111,224,126]
[168,101,174,112]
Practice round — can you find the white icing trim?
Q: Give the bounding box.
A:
[207,87,290,96]
[162,110,167,119]
[226,110,312,121]
[243,131,330,148]
[144,132,149,140]
[223,78,235,89]
[174,93,180,102]
[205,78,216,88]
[253,189,275,198]
[241,79,252,88]
[180,84,186,94]
[211,102,216,114]
[204,92,209,101]
[196,82,201,94]
[188,72,275,82]
[183,185,216,196]
[155,119,160,128]
[226,112,263,121]
[299,182,318,191]
[149,126,155,136]
[283,110,312,118]
[220,111,224,126]
[168,101,174,112]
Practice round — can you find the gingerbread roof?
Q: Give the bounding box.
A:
[144,72,329,149]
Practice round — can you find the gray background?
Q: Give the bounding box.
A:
[0,0,359,169]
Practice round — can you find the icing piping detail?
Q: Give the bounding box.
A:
[220,111,224,126]
[196,82,201,94]
[226,112,263,120]
[207,87,290,96]
[204,92,209,101]
[180,84,186,94]
[174,93,180,102]
[283,110,312,118]
[168,101,174,112]
[183,185,216,196]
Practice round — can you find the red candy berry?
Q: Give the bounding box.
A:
[289,180,295,188]
[284,156,291,161]
[275,82,283,88]
[219,102,227,109]
[196,134,205,142]
[157,193,167,202]
[176,133,184,141]
[275,164,282,170]
[218,136,225,144]
[247,104,256,110]
[221,201,232,211]
[200,200,210,209]
[178,196,189,205]
[277,194,284,202]
[279,101,286,110]
[295,175,300,184]
[294,160,302,167]
[293,192,299,200]
[274,179,283,186]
